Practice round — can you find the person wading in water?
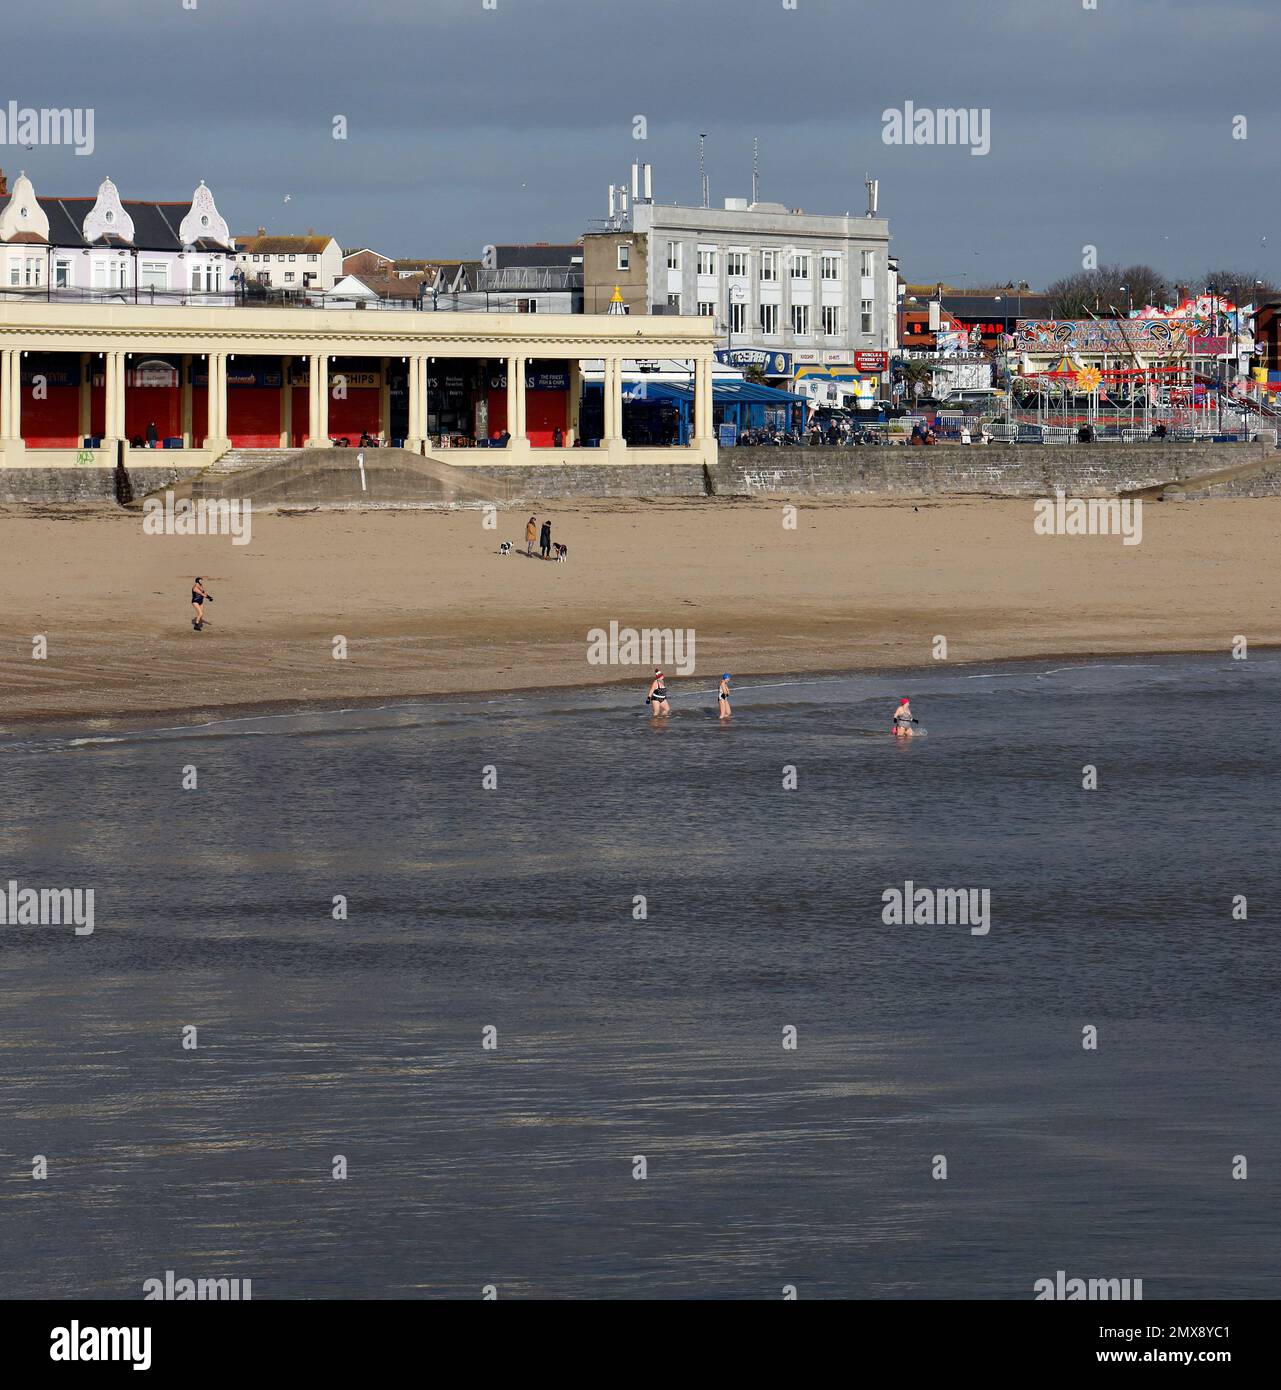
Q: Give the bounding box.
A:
[646,669,671,719]
[892,696,917,737]
[717,673,732,720]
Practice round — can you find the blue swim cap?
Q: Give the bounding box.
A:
[722,673,731,680]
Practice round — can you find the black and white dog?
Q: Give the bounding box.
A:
[553,542,568,563]
[498,541,513,557]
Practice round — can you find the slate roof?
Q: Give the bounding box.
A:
[492,243,582,269]
[35,197,231,251]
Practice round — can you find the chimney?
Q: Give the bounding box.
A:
[307,227,315,235]
[257,226,266,237]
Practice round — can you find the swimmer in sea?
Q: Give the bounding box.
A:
[646,668,671,718]
[892,696,916,737]
[717,673,732,720]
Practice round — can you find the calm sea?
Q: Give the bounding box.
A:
[1,653,1277,1299]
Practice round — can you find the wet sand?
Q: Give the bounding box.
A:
[1,496,1278,724]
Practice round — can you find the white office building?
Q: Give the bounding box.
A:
[585,166,893,402]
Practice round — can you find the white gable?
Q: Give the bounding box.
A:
[82,177,135,243]
[0,171,50,243]
[179,180,231,248]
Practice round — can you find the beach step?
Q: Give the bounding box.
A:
[192,447,504,508]
[1124,449,1281,501]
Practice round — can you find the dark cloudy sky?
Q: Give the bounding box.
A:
[7,0,1278,288]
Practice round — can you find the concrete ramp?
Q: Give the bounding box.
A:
[1123,449,1281,501]
[145,448,508,509]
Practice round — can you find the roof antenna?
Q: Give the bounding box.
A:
[752,138,759,206]
[699,133,709,209]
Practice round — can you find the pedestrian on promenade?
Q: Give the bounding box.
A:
[539,518,552,560]
[146,421,158,449]
[525,515,537,557]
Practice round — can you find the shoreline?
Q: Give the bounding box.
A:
[0,644,1268,737]
[3,496,1279,730]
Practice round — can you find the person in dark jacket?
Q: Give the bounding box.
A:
[539,519,552,560]
[146,421,159,449]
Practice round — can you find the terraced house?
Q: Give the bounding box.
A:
[0,170,236,304]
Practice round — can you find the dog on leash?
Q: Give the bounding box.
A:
[553,542,568,563]
[498,541,513,557]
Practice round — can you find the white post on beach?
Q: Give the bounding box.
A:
[357,451,367,492]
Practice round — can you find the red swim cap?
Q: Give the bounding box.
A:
[899,697,910,704]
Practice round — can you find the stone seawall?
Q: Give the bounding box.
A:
[711,442,1277,498]
[463,464,708,501]
[0,466,185,504]
[3,443,1278,505]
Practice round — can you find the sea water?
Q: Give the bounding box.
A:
[0,654,1277,1299]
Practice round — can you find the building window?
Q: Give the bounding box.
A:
[790,253,810,281]
[54,259,71,288]
[140,262,167,290]
[697,248,716,276]
[284,272,295,283]
[666,241,681,271]
[729,301,748,334]
[759,303,779,335]
[726,251,748,278]
[289,254,297,262]
[791,303,810,335]
[252,254,259,262]
[697,300,715,317]
[517,298,538,313]
[308,254,318,263]
[617,244,630,271]
[8,265,18,287]
[760,250,777,282]
[822,304,841,336]
[26,258,41,286]
[821,254,841,281]
[278,255,286,263]
[861,299,874,335]
[667,292,682,314]
[861,250,874,277]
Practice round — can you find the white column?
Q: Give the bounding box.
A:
[206,352,230,449]
[379,356,391,443]
[180,354,193,447]
[693,355,714,443]
[1,348,25,453]
[103,351,124,445]
[306,354,330,447]
[566,360,581,446]
[406,356,424,450]
[79,352,92,443]
[279,355,292,447]
[505,355,522,446]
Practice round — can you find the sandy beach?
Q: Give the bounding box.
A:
[1,495,1278,724]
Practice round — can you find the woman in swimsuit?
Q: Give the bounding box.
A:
[191,577,208,632]
[717,673,732,720]
[892,696,915,737]
[647,669,671,718]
